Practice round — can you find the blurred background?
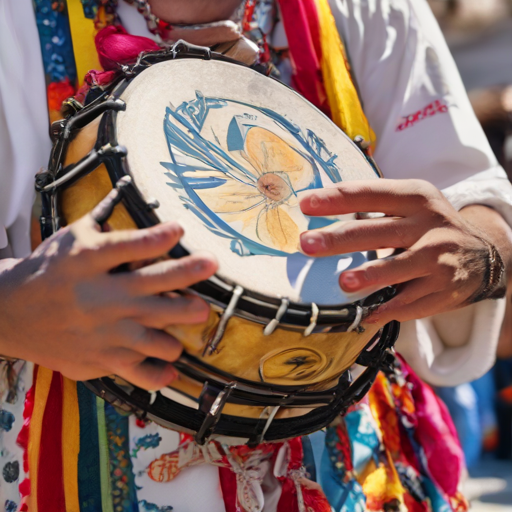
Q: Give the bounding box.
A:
[429,1,512,509]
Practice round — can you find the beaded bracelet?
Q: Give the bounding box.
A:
[468,237,507,304]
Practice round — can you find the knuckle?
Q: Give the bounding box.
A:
[361,264,382,284]
[408,179,436,197]
[330,227,354,248]
[126,324,150,350]
[391,222,413,247]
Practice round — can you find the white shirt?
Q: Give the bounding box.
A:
[0,0,50,258]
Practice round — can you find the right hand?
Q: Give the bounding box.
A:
[0,207,217,390]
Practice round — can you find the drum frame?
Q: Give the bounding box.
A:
[37,40,400,445]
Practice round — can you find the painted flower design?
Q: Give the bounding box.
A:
[194,127,315,253]
[162,94,339,257]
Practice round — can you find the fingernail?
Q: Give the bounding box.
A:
[340,272,360,290]
[309,194,320,209]
[167,365,179,382]
[193,260,208,272]
[300,232,325,254]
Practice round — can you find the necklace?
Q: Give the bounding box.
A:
[122,0,160,35]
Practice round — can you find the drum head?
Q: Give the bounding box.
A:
[117,59,378,305]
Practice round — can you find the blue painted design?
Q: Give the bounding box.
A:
[161,91,345,257]
[0,411,15,432]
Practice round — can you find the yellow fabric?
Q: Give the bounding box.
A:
[27,367,54,512]
[314,0,376,149]
[66,0,101,85]
[362,451,406,510]
[62,377,81,512]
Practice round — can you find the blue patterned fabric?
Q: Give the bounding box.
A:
[105,404,139,512]
[33,0,77,85]
[77,383,103,511]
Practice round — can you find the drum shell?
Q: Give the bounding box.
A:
[58,116,381,420]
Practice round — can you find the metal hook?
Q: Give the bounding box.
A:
[206,285,244,354]
[347,305,363,333]
[263,298,290,336]
[304,303,319,337]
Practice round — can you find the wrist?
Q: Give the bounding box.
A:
[460,204,512,289]
[467,237,507,303]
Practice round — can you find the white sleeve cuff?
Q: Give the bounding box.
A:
[396,298,505,387]
[442,166,512,223]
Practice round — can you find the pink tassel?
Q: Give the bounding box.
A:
[95,25,159,71]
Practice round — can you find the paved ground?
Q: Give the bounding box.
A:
[464,459,512,511]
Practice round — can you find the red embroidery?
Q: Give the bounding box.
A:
[396,99,450,131]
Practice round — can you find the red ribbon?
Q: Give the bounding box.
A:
[277,0,330,117]
[37,372,66,512]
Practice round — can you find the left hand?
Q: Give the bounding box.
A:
[299,179,493,325]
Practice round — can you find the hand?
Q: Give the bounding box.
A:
[299,179,495,325]
[0,203,217,390]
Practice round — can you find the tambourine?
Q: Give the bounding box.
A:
[38,41,399,446]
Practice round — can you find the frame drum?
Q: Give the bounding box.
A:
[38,43,399,445]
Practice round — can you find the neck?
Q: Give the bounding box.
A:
[147,0,243,25]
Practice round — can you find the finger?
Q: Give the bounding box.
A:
[119,252,218,296]
[127,326,184,362]
[119,357,179,391]
[300,217,420,256]
[299,179,441,218]
[71,220,184,272]
[91,187,123,227]
[130,295,211,329]
[366,285,461,325]
[337,250,430,294]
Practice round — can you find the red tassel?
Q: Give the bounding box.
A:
[95,25,160,70]
[277,0,330,116]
